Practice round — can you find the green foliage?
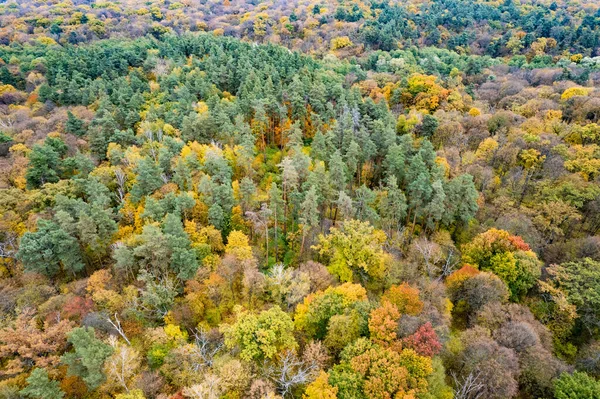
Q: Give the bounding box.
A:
[222,306,297,362]
[25,137,68,189]
[548,258,600,336]
[554,372,600,399]
[17,219,84,278]
[60,327,113,390]
[314,220,388,283]
[20,368,64,399]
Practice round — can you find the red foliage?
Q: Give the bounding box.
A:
[507,235,531,251]
[62,296,94,321]
[400,322,442,357]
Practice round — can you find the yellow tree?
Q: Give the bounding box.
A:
[313,220,388,283]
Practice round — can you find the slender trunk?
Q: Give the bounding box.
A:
[283,189,288,238]
[517,171,531,208]
[265,225,269,266]
[273,210,278,263]
[332,206,338,226]
[410,212,418,237]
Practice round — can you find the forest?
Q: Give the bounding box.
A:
[0,0,600,398]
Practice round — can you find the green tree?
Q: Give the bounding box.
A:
[554,372,600,399]
[329,149,348,194]
[380,176,407,235]
[163,213,198,280]
[313,220,388,283]
[548,258,600,335]
[25,137,68,189]
[222,306,297,362]
[17,219,84,278]
[20,368,64,399]
[61,327,113,390]
[65,111,86,137]
[130,157,163,203]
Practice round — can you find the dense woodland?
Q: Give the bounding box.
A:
[1,0,600,399]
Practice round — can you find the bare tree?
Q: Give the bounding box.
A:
[453,370,485,399]
[106,312,131,345]
[264,350,320,398]
[114,168,127,203]
[105,336,140,392]
[191,328,224,371]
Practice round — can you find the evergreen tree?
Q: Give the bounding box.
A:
[329,150,348,193]
[25,137,67,189]
[61,327,113,390]
[17,220,84,278]
[20,368,64,399]
[65,111,86,137]
[299,186,320,253]
[130,157,163,202]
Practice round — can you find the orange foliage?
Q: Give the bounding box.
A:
[381,283,423,316]
[368,302,401,347]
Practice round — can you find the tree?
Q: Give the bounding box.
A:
[115,390,147,399]
[443,174,479,227]
[303,371,338,399]
[269,183,285,262]
[163,213,199,280]
[400,322,442,357]
[446,267,510,323]
[313,220,388,283]
[299,187,320,254]
[130,157,163,202]
[65,111,86,137]
[295,283,369,340]
[20,368,64,399]
[17,219,84,278]
[348,346,432,398]
[25,137,67,189]
[61,327,113,390]
[547,258,600,335]
[368,302,400,347]
[328,150,348,193]
[246,203,272,265]
[0,309,73,377]
[225,230,253,261]
[222,306,297,362]
[104,337,141,392]
[462,229,541,300]
[447,328,520,399]
[379,176,407,235]
[554,372,600,399]
[239,177,256,213]
[381,283,423,315]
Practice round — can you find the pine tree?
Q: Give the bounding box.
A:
[61,327,113,390]
[269,182,285,262]
[239,176,257,212]
[25,137,67,189]
[17,220,84,278]
[20,368,64,399]
[329,150,348,193]
[299,186,320,254]
[65,111,86,137]
[130,157,163,203]
[381,176,408,235]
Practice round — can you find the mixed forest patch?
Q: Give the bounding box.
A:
[0,1,600,398]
